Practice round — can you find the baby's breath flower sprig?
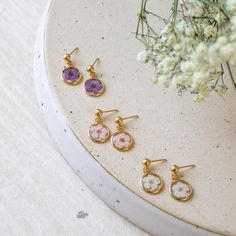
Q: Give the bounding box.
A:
[136,0,236,102]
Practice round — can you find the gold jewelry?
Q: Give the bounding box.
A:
[62,47,83,85]
[111,115,139,151]
[83,57,105,96]
[88,109,119,143]
[169,164,195,202]
[141,158,167,194]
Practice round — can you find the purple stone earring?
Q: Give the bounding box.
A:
[62,47,83,85]
[83,57,105,97]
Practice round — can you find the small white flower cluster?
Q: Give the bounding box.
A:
[137,0,236,101]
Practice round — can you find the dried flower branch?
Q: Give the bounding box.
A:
[136,0,236,102]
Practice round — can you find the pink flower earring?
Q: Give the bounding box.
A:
[89,109,119,143]
[111,115,139,151]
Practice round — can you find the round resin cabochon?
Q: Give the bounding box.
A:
[111,131,133,151]
[170,180,193,201]
[44,0,236,234]
[141,174,163,194]
[89,123,110,143]
[84,79,105,96]
[62,67,82,85]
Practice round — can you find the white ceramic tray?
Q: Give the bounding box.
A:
[34,0,236,235]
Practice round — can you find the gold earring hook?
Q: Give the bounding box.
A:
[92,57,99,66]
[115,115,139,131]
[142,158,167,175]
[122,115,139,121]
[171,164,195,180]
[64,47,79,67]
[64,47,79,58]
[142,158,167,166]
[102,109,119,113]
[179,164,195,169]
[95,108,119,116]
[69,47,79,55]
[95,109,119,124]
[171,164,195,172]
[87,57,100,78]
[115,115,139,123]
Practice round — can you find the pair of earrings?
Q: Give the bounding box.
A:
[88,109,139,151]
[140,158,195,202]
[62,47,105,97]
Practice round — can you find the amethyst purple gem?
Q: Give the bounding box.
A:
[62,67,81,85]
[62,65,105,96]
[84,79,104,96]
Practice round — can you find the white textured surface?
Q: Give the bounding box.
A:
[0,1,148,235]
[45,0,236,235]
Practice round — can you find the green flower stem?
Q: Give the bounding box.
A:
[136,0,145,35]
[198,0,230,20]
[172,0,179,25]
[145,10,168,24]
[136,0,162,43]
[226,61,236,89]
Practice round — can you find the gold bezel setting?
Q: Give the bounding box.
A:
[62,66,83,85]
[88,123,110,143]
[83,78,105,97]
[111,131,133,151]
[169,179,193,202]
[141,173,164,194]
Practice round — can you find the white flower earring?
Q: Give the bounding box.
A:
[169,164,195,202]
[88,109,119,143]
[140,158,167,194]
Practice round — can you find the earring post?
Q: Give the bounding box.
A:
[92,57,100,66]
[179,164,195,170]
[102,109,119,113]
[69,47,79,55]
[151,159,167,163]
[122,115,139,121]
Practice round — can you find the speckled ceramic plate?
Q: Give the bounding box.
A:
[34,0,236,235]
